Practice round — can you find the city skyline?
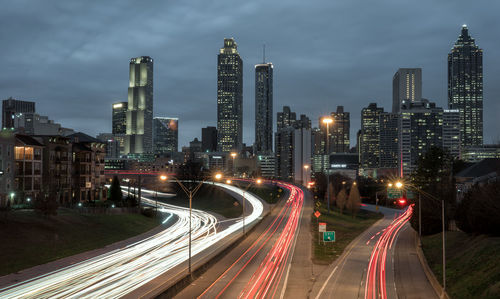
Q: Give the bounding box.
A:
[1,1,500,148]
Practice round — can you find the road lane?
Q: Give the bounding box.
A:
[0,182,264,299]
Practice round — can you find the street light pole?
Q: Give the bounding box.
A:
[161,172,223,278]
[419,192,422,237]
[226,178,262,235]
[442,199,446,294]
[322,117,333,214]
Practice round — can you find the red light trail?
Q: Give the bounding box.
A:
[365,205,413,299]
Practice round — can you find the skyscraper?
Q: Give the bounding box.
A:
[360,103,384,170]
[330,106,350,153]
[112,101,127,135]
[125,56,153,154]
[448,25,483,147]
[153,117,178,154]
[392,68,422,113]
[2,98,35,129]
[442,109,461,158]
[217,38,243,152]
[379,112,399,169]
[254,62,273,154]
[399,99,443,176]
[202,126,217,152]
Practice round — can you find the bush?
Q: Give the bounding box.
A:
[456,181,500,236]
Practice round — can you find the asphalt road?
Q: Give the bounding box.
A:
[175,182,304,299]
[311,205,438,299]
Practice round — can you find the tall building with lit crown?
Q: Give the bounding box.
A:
[125,56,153,154]
[360,103,384,170]
[392,68,422,113]
[112,102,127,134]
[153,117,178,155]
[254,62,273,154]
[217,38,243,152]
[448,25,483,147]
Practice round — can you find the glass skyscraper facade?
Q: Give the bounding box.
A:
[112,101,127,134]
[125,56,153,154]
[153,117,178,154]
[217,38,243,152]
[448,25,483,147]
[360,103,383,169]
[254,63,273,154]
[392,68,422,113]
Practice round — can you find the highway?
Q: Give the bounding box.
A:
[181,182,305,299]
[312,205,438,299]
[0,182,264,299]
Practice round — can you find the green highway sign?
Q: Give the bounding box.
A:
[323,231,335,242]
[406,190,415,200]
[387,188,403,199]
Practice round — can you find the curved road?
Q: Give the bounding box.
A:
[0,182,264,298]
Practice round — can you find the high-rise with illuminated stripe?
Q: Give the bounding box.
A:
[448,25,483,147]
[255,62,273,154]
[125,56,153,154]
[392,68,422,113]
[217,38,243,152]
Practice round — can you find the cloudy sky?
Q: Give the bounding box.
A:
[1,0,499,148]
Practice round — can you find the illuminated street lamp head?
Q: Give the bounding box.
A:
[256,179,262,184]
[303,164,310,170]
[230,152,237,158]
[226,179,232,184]
[395,181,403,189]
[215,173,223,180]
[160,175,168,181]
[342,181,346,185]
[322,117,333,124]
[353,181,357,186]
[10,192,14,198]
[388,183,393,187]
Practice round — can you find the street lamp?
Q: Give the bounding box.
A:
[394,181,446,294]
[225,178,262,235]
[156,175,168,214]
[322,117,333,213]
[303,164,310,186]
[231,152,237,176]
[160,172,223,278]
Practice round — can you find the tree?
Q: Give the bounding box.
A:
[109,176,123,204]
[346,183,361,217]
[336,188,347,214]
[411,146,455,234]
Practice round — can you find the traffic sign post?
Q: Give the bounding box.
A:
[323,231,335,242]
[319,222,326,232]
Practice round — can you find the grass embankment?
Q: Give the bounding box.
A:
[161,184,243,218]
[422,231,500,299]
[311,207,383,264]
[246,184,283,204]
[0,209,160,276]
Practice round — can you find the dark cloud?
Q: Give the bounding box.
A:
[1,0,499,147]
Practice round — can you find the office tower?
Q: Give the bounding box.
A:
[202,126,217,152]
[255,62,273,154]
[2,98,35,129]
[125,56,153,154]
[217,38,243,152]
[399,99,443,177]
[112,102,128,134]
[153,117,178,155]
[275,106,311,182]
[360,103,384,170]
[330,106,350,153]
[277,106,296,130]
[448,25,483,147]
[13,112,74,136]
[379,112,399,169]
[442,109,461,158]
[392,68,422,113]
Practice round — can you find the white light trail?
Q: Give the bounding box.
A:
[0,183,264,298]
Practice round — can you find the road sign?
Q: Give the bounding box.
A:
[406,190,415,200]
[323,231,335,242]
[314,211,321,218]
[319,222,326,232]
[387,188,403,199]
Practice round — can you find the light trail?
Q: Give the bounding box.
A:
[199,182,303,299]
[0,182,264,299]
[364,206,413,299]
